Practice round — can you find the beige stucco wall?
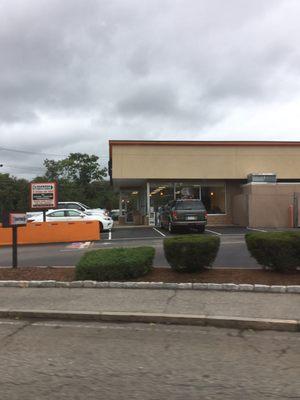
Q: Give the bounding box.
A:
[232,194,249,226]
[235,183,300,228]
[111,144,300,180]
[247,184,297,228]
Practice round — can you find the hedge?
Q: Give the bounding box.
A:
[163,235,220,272]
[245,231,300,273]
[76,246,155,281]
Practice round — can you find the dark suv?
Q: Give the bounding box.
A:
[159,199,207,233]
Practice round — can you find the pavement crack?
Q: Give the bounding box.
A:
[163,290,177,313]
[0,320,31,349]
[231,329,262,353]
[276,346,291,358]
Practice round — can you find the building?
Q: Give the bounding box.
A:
[109,140,300,228]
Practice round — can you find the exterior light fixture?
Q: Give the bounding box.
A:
[210,192,214,196]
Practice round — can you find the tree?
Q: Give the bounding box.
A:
[0,153,118,220]
[44,153,107,185]
[0,173,29,220]
[42,153,118,210]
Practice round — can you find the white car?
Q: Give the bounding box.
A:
[27,209,113,232]
[56,202,107,216]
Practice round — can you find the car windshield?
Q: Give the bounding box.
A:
[175,201,205,210]
[79,202,90,209]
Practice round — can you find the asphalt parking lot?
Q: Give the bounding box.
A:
[101,225,254,241]
[0,226,263,268]
[99,226,260,269]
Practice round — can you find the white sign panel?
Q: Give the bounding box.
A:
[30,182,57,209]
[9,213,27,226]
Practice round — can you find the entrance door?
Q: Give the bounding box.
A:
[120,191,140,224]
[125,200,134,223]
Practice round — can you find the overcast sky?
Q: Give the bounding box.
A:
[1,0,300,178]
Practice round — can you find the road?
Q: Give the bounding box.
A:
[0,226,260,268]
[0,319,298,400]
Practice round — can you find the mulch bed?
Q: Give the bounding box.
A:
[0,267,299,285]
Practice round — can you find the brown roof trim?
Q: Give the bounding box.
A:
[109,140,300,158]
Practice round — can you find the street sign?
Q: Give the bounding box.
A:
[9,213,27,226]
[30,182,58,209]
[7,213,28,268]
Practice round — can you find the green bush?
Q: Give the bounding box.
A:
[245,231,300,273]
[163,235,220,272]
[76,246,155,281]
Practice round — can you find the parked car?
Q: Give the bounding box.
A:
[109,209,119,221]
[159,199,207,233]
[56,202,108,216]
[27,209,113,232]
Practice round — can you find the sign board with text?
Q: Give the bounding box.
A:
[30,182,58,209]
[9,213,27,226]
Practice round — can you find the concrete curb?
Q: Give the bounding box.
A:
[0,309,298,332]
[0,280,299,293]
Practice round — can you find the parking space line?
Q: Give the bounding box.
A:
[97,236,163,243]
[153,227,166,237]
[221,241,245,245]
[206,229,222,236]
[246,227,267,233]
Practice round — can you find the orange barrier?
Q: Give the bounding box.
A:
[0,221,100,246]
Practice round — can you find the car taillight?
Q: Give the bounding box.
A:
[172,211,178,220]
[204,212,208,219]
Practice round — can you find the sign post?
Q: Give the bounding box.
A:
[12,226,18,268]
[9,213,28,268]
[30,182,58,220]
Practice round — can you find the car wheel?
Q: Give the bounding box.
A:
[197,226,205,234]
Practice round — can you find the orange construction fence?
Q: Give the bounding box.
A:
[0,221,100,246]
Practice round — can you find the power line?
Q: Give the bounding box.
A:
[0,146,67,157]
[0,146,110,159]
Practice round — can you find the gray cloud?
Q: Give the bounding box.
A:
[117,85,180,117]
[1,0,300,177]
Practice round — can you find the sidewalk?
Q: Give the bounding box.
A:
[0,287,299,331]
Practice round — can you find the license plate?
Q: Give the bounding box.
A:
[186,216,197,221]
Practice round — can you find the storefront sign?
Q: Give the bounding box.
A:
[9,213,27,226]
[30,182,57,209]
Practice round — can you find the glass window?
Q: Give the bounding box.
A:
[48,211,65,218]
[66,210,81,217]
[70,203,82,210]
[201,186,225,214]
[175,200,205,210]
[79,202,90,209]
[175,183,201,199]
[150,183,174,212]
